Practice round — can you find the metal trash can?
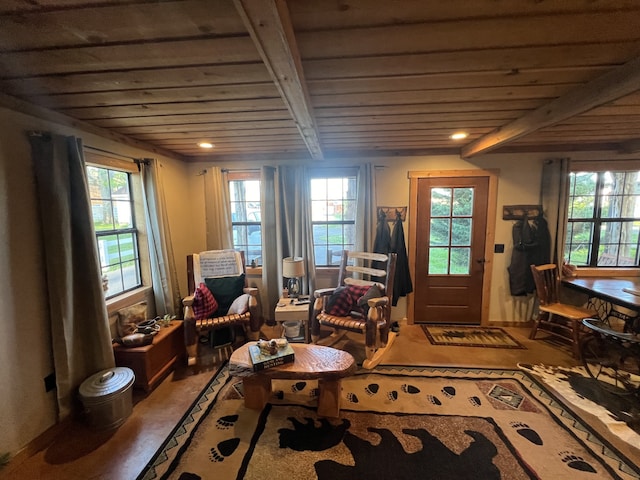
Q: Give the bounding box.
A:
[79,367,135,430]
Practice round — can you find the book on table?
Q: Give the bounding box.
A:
[248,343,295,371]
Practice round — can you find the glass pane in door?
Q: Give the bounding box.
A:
[428,187,474,274]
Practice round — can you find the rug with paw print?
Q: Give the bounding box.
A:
[138,365,639,480]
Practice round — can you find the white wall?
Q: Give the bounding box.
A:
[0,106,193,457]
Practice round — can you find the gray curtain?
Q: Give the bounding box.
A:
[204,167,233,250]
[261,166,281,322]
[278,166,316,297]
[140,159,181,316]
[262,165,316,321]
[355,163,377,252]
[28,133,114,420]
[540,158,571,265]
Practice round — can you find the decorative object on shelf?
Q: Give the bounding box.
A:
[282,256,305,298]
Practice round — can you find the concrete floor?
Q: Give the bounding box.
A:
[1,323,579,480]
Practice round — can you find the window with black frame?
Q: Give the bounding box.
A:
[565,170,640,267]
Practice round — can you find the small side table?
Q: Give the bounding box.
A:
[274,297,310,343]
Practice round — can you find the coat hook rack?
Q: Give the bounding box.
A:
[502,204,542,220]
[378,206,407,222]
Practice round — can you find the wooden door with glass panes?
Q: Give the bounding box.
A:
[414,177,489,324]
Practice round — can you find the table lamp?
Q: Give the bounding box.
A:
[283,257,305,298]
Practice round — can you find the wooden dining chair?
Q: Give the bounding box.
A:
[529,263,596,359]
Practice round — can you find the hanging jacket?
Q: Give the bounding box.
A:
[507,214,550,296]
[390,212,413,306]
[372,210,392,280]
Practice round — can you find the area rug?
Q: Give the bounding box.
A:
[421,324,525,348]
[137,365,639,480]
[518,363,640,464]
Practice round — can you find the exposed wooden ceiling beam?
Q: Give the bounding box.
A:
[234,0,324,160]
[460,55,640,158]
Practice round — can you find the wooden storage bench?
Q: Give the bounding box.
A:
[113,320,185,392]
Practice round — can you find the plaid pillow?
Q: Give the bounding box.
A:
[192,283,218,319]
[326,285,371,316]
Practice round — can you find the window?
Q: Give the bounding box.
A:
[311,175,357,266]
[229,175,262,266]
[86,165,141,298]
[565,170,640,267]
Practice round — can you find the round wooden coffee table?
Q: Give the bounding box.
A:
[229,343,356,417]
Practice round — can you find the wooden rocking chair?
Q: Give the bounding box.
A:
[311,250,397,369]
[183,250,262,366]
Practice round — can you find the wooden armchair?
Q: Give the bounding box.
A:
[311,250,397,369]
[530,263,596,359]
[183,250,262,366]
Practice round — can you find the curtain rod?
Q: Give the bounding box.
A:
[85,145,148,163]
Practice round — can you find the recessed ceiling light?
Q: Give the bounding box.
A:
[198,142,214,149]
[450,132,468,140]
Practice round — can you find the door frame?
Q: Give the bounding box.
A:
[407,169,499,326]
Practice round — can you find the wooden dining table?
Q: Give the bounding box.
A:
[562,276,640,325]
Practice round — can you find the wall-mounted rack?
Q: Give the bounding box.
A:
[502,204,542,220]
[378,206,407,222]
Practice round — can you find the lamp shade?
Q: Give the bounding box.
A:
[282,257,305,278]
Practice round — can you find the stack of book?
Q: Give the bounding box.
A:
[249,339,295,371]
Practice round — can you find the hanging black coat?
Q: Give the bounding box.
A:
[507,214,551,296]
[372,210,392,280]
[390,213,413,306]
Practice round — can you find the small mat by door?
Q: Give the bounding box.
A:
[421,325,525,349]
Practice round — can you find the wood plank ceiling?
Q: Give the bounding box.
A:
[1,0,639,162]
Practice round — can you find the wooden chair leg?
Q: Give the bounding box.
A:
[571,320,582,360]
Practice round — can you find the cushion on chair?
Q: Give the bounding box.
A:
[326,284,372,316]
[205,274,246,316]
[117,302,147,337]
[228,293,250,315]
[192,282,218,319]
[357,285,383,314]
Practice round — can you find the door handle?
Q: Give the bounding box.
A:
[476,258,486,264]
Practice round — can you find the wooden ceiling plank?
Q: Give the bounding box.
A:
[0,0,247,51]
[316,99,547,117]
[295,11,640,59]
[311,85,577,108]
[318,111,523,127]
[619,139,640,153]
[133,127,299,140]
[61,98,288,119]
[307,68,605,96]
[287,0,640,31]
[26,83,281,109]
[0,63,272,96]
[234,0,323,160]
[116,119,297,134]
[0,37,259,78]
[92,110,294,128]
[303,43,640,80]
[461,55,640,158]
